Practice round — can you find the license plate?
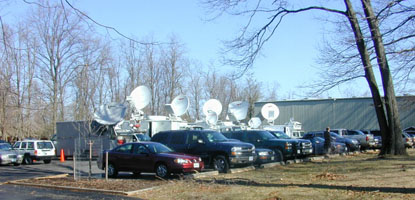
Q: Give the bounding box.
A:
[271,156,274,160]
[193,163,199,168]
[249,156,254,161]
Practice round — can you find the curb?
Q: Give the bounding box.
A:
[258,162,282,169]
[230,166,256,173]
[184,171,219,179]
[5,173,160,196]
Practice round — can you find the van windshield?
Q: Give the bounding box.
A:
[38,142,54,149]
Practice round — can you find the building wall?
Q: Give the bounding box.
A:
[254,96,415,132]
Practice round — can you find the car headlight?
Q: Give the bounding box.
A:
[231,147,242,151]
[258,152,268,156]
[174,158,190,164]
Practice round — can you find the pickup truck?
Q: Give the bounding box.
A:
[151,130,256,173]
[331,129,375,150]
[222,130,299,161]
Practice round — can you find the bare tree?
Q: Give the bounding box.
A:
[203,0,409,155]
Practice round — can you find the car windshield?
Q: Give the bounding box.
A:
[145,143,173,153]
[270,131,291,139]
[330,132,342,138]
[37,142,54,149]
[0,143,11,150]
[255,131,276,140]
[203,131,228,142]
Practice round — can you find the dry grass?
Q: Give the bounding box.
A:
[13,149,415,199]
[138,150,415,200]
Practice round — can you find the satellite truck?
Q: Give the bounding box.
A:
[54,86,192,158]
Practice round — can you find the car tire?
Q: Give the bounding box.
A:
[213,155,229,173]
[107,163,118,178]
[273,150,283,162]
[155,164,169,178]
[23,155,33,165]
[43,159,51,164]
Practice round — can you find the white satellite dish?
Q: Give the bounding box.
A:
[171,95,189,117]
[94,102,127,125]
[248,117,262,129]
[202,99,222,116]
[228,101,249,121]
[206,111,218,126]
[129,85,151,111]
[261,103,280,123]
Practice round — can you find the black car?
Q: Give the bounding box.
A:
[222,130,297,161]
[268,131,313,157]
[151,130,256,173]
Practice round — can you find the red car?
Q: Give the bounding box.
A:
[97,141,204,178]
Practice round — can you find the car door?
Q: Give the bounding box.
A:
[110,144,133,171]
[168,131,188,153]
[130,143,154,172]
[246,132,263,148]
[187,131,208,159]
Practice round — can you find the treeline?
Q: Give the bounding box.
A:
[0,2,277,140]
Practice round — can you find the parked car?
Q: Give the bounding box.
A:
[222,130,297,161]
[402,132,414,148]
[0,143,23,166]
[331,129,375,150]
[254,148,276,165]
[361,130,382,149]
[12,139,55,164]
[303,131,360,152]
[97,141,204,178]
[267,130,313,157]
[151,130,256,173]
[302,136,348,155]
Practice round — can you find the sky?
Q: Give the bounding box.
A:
[2,0,372,99]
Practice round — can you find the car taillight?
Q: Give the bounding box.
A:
[366,136,369,141]
[406,138,410,142]
[117,139,124,145]
[34,150,37,155]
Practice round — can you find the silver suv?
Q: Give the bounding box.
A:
[12,140,56,164]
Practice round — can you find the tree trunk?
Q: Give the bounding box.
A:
[361,0,406,155]
[343,0,390,155]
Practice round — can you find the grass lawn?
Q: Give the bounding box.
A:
[137,150,415,200]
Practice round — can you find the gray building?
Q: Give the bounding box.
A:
[254,96,415,132]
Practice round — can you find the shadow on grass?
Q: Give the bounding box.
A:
[196,178,415,194]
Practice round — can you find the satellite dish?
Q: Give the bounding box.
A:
[171,95,189,117]
[202,99,222,116]
[228,101,249,121]
[248,117,262,129]
[261,103,280,123]
[129,86,151,111]
[206,111,218,126]
[94,102,127,125]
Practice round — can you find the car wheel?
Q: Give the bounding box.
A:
[107,163,118,178]
[23,155,33,165]
[43,159,51,164]
[213,155,229,173]
[155,164,169,178]
[273,150,283,162]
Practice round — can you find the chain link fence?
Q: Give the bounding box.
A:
[72,137,106,180]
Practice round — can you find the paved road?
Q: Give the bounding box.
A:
[0,160,140,199]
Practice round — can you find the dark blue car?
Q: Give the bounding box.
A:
[304,137,348,155]
[303,131,360,152]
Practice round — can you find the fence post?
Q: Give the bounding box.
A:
[105,151,108,181]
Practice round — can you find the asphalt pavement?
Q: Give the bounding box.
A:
[0,159,140,199]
